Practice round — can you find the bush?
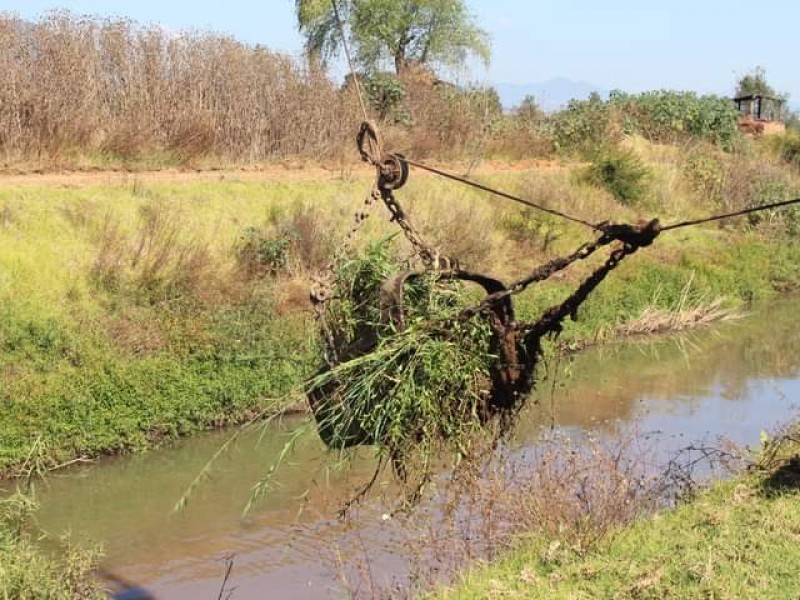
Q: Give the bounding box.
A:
[363,72,409,123]
[236,204,336,279]
[91,201,218,305]
[584,148,651,205]
[610,90,741,150]
[236,226,296,278]
[682,146,727,204]
[396,72,505,158]
[548,93,622,156]
[710,152,800,235]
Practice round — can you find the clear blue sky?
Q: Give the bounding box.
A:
[4,0,798,100]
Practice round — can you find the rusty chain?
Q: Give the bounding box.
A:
[455,219,661,321]
[356,121,446,269]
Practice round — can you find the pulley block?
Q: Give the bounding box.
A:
[378,153,409,191]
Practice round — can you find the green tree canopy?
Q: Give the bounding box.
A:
[296,0,490,75]
[736,66,782,98]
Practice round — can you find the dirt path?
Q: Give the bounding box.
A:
[0,166,345,187]
[0,159,565,188]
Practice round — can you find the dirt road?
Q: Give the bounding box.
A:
[0,159,563,188]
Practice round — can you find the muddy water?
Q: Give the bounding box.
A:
[26,297,800,598]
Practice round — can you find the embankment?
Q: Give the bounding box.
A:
[438,429,800,599]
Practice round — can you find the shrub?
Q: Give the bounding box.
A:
[362,72,408,123]
[610,90,742,150]
[499,208,563,253]
[90,201,218,304]
[236,226,296,278]
[584,148,651,205]
[397,74,505,158]
[236,204,336,279]
[710,152,800,235]
[682,146,727,204]
[548,93,622,156]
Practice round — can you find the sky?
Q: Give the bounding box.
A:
[3,0,798,101]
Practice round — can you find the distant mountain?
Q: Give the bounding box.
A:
[495,78,609,112]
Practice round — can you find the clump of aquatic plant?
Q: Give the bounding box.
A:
[177,239,499,514]
[308,238,496,482]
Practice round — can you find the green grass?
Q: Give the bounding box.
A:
[0,490,104,599]
[438,454,800,599]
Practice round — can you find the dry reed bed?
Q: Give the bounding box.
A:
[0,12,508,169]
[0,12,355,164]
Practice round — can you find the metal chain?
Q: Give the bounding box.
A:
[356,121,450,269]
[379,187,441,268]
[455,238,604,321]
[453,220,661,320]
[311,186,382,365]
[522,241,640,338]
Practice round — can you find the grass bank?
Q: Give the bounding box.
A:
[438,430,800,599]
[0,489,104,599]
[1,140,800,477]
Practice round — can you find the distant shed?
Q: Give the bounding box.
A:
[734,94,786,135]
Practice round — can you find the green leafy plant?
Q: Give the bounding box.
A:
[610,90,741,149]
[548,93,621,156]
[236,226,297,278]
[363,72,408,122]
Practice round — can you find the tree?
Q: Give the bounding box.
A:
[295,0,490,75]
[736,66,781,98]
[514,95,543,125]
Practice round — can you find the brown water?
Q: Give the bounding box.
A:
[21,297,800,598]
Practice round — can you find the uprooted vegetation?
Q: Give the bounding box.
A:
[307,240,494,453]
